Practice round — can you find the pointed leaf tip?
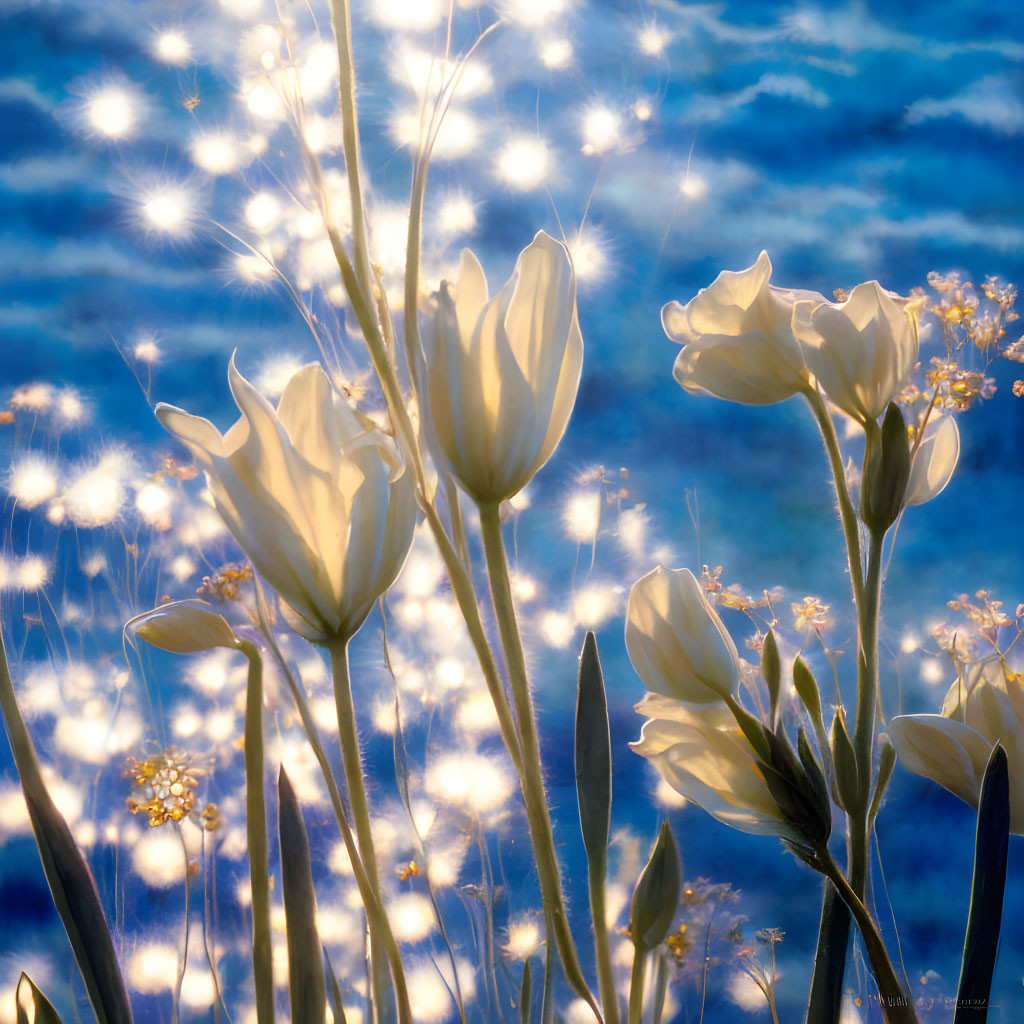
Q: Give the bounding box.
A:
[576,631,612,865]
[630,820,681,952]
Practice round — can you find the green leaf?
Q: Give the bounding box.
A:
[575,632,612,869]
[860,403,910,535]
[830,710,859,814]
[519,958,532,1024]
[955,744,1009,1024]
[761,630,781,727]
[0,632,133,1024]
[16,974,65,1024]
[278,767,327,1024]
[630,821,681,952]
[324,951,347,1024]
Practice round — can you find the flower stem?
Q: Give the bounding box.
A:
[257,623,412,1024]
[804,388,864,603]
[478,501,603,1021]
[819,849,918,1024]
[589,862,621,1024]
[854,532,885,821]
[328,0,372,300]
[329,639,395,1024]
[237,642,274,1024]
[627,949,645,1024]
[803,882,851,1024]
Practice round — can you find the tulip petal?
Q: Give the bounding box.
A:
[889,714,992,809]
[631,712,794,838]
[625,566,740,703]
[532,309,583,477]
[684,251,773,335]
[673,331,802,404]
[154,405,227,458]
[906,414,959,506]
[454,248,489,346]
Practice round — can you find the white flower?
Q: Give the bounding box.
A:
[422,231,583,503]
[793,282,919,425]
[661,251,825,405]
[889,659,1024,833]
[156,358,416,643]
[626,566,740,704]
[905,414,960,506]
[631,692,801,839]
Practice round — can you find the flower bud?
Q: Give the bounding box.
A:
[129,599,239,653]
[860,403,910,534]
[629,820,681,952]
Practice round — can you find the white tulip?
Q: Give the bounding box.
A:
[422,231,583,503]
[905,414,960,506]
[626,566,740,704]
[793,281,918,425]
[631,692,802,839]
[662,251,825,405]
[156,358,416,643]
[889,659,1024,833]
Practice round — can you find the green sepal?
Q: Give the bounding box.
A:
[761,630,781,728]
[758,729,831,846]
[954,744,1009,1024]
[16,974,65,1024]
[860,403,910,535]
[575,632,612,871]
[630,820,681,953]
[869,742,897,825]
[792,658,826,737]
[723,694,772,762]
[830,710,859,814]
[278,767,327,1024]
[797,727,831,833]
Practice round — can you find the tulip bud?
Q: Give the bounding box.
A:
[129,599,239,653]
[761,629,781,727]
[629,820,681,952]
[860,403,910,534]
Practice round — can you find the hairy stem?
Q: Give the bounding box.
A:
[820,849,917,1024]
[329,639,395,1024]
[237,642,274,1024]
[478,502,602,1021]
[589,862,621,1024]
